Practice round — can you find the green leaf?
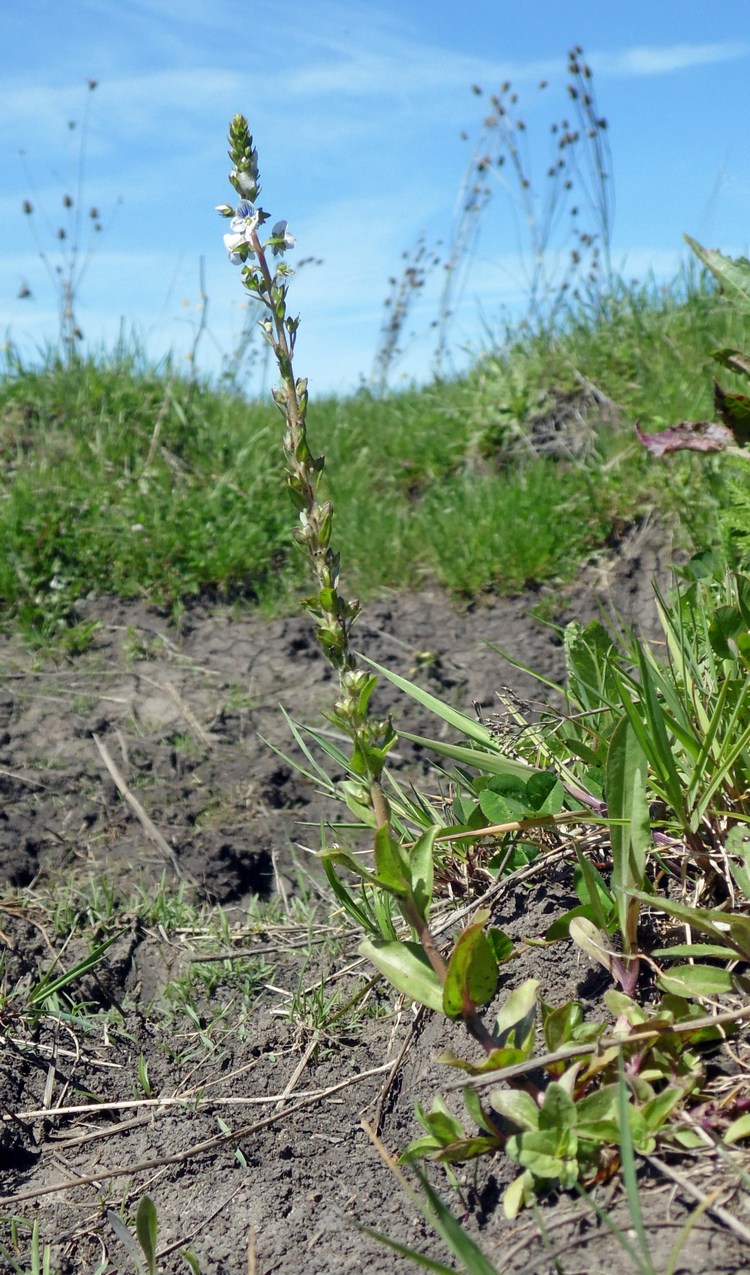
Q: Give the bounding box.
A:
[657,963,736,997]
[575,1084,620,1127]
[321,855,383,938]
[711,347,750,381]
[462,1086,501,1136]
[569,916,620,979]
[363,656,515,752]
[399,1134,445,1162]
[479,785,525,824]
[606,715,650,945]
[641,1086,684,1131]
[359,938,443,1012]
[651,942,735,959]
[408,1166,500,1274]
[433,1135,503,1163]
[539,1083,577,1132]
[564,619,619,711]
[442,913,498,1019]
[525,771,564,814]
[374,824,411,895]
[489,1088,540,1131]
[575,855,615,927]
[423,1110,465,1144]
[486,927,514,965]
[493,978,539,1049]
[724,1112,750,1145]
[439,1045,529,1075]
[135,1197,158,1275]
[629,890,750,960]
[397,730,537,780]
[507,1128,577,1181]
[543,1000,584,1052]
[686,236,750,312]
[410,826,438,922]
[503,1171,533,1220]
[321,848,407,899]
[545,903,598,941]
[724,821,750,902]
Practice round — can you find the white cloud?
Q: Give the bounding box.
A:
[601,41,749,76]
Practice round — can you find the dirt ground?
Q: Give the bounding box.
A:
[2,523,750,1274]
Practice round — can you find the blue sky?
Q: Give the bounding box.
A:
[1,1,749,395]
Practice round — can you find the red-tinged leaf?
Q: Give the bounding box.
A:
[713,380,750,442]
[635,420,734,457]
[442,913,498,1019]
[712,347,750,380]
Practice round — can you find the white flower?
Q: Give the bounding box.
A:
[269,220,295,256]
[223,200,260,263]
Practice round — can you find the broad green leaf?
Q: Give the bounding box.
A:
[686,236,750,312]
[423,1110,465,1143]
[489,1088,540,1131]
[724,1112,750,1145]
[493,978,539,1048]
[399,1135,444,1162]
[479,777,527,824]
[673,1128,708,1149]
[486,927,514,965]
[374,824,410,895]
[503,1171,532,1220]
[439,1045,529,1075]
[539,1083,576,1132]
[542,1000,584,1052]
[657,963,736,997]
[575,1084,620,1126]
[442,913,498,1019]
[546,903,600,942]
[641,1086,684,1130]
[409,826,438,922]
[575,854,615,925]
[433,1135,503,1163]
[507,1128,577,1180]
[569,916,620,978]
[651,942,735,959]
[359,938,443,1011]
[135,1197,158,1275]
[525,771,564,814]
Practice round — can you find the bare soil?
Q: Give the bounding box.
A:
[2,524,750,1274]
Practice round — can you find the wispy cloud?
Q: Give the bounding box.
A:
[601,40,749,76]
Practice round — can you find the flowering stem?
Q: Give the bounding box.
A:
[219,115,394,801]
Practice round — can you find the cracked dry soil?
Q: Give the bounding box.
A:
[2,527,750,1274]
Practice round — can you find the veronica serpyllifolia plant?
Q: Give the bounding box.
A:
[216,116,504,1055]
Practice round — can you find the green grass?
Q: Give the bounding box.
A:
[0,271,744,645]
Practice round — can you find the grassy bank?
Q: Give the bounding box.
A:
[1,272,745,646]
